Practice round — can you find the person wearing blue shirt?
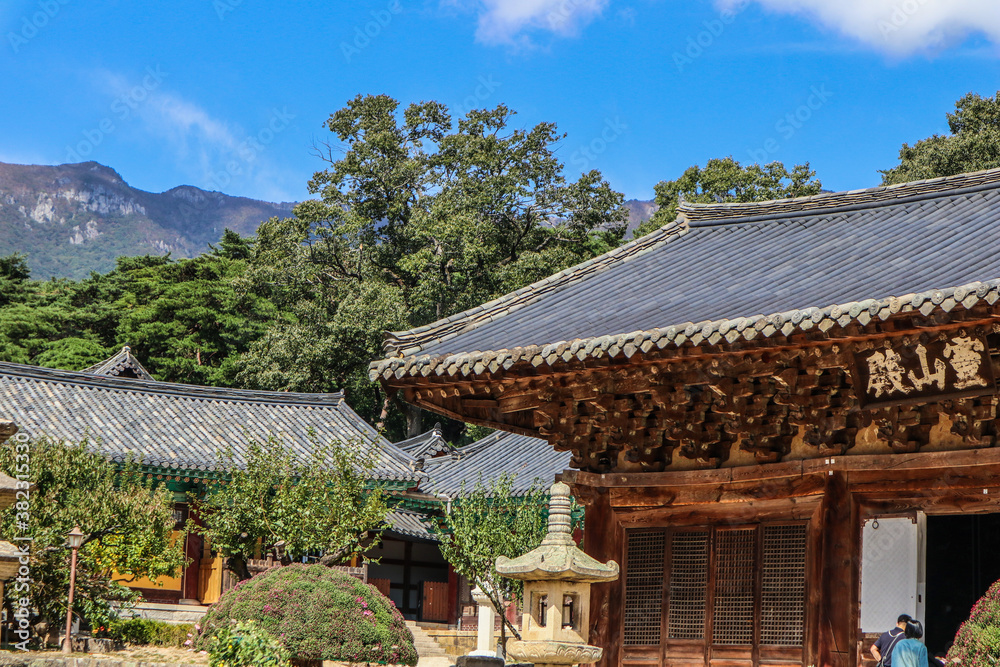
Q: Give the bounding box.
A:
[893,620,929,667]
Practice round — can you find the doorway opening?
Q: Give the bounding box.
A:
[925,513,1000,656]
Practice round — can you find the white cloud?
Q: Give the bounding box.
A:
[449,0,609,44]
[717,0,1000,55]
[93,70,298,201]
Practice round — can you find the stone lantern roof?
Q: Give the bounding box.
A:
[496,482,619,583]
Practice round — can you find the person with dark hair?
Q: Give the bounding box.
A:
[893,620,929,667]
[873,614,913,667]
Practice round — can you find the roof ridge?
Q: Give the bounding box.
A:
[82,345,155,380]
[380,219,689,359]
[0,361,346,407]
[679,168,1000,224]
[373,277,1000,380]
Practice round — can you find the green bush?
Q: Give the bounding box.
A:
[949,579,1000,667]
[197,564,417,665]
[107,618,196,647]
[209,620,290,667]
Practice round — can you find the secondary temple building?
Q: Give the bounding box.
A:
[0,347,568,624]
[0,347,420,608]
[372,169,1000,667]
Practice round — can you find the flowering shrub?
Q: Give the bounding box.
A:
[209,620,290,667]
[949,579,1000,667]
[198,564,417,665]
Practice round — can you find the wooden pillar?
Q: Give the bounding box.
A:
[817,472,859,667]
[182,505,203,603]
[447,564,460,627]
[580,486,620,667]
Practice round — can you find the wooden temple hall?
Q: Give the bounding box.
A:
[372,169,1000,667]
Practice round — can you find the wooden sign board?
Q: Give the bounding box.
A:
[854,332,996,408]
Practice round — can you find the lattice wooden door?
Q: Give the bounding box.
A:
[621,523,808,667]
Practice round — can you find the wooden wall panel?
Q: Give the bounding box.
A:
[370,577,391,598]
[422,581,449,622]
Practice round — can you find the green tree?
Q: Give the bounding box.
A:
[0,253,30,282]
[239,95,628,439]
[111,251,278,386]
[0,437,185,642]
[882,91,1000,185]
[433,475,550,648]
[0,236,278,388]
[635,157,822,237]
[196,435,390,581]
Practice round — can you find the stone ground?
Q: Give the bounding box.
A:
[0,648,447,667]
[0,645,208,666]
[415,658,453,667]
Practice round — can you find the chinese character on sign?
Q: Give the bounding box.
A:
[855,332,995,406]
[943,334,988,390]
[907,344,946,391]
[866,348,908,398]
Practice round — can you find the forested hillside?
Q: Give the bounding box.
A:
[0,161,294,279]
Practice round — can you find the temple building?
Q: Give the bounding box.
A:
[374,425,570,625]
[0,349,568,625]
[0,352,421,611]
[372,169,1000,667]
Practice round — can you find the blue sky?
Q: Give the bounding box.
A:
[1,0,997,203]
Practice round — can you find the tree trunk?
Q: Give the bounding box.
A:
[375,393,392,433]
[404,403,422,438]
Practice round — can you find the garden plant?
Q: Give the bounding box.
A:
[197,564,417,665]
[949,579,1000,667]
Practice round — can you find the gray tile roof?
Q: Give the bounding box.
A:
[385,508,436,541]
[372,169,1000,379]
[395,424,453,459]
[421,431,571,498]
[83,346,154,380]
[0,362,421,483]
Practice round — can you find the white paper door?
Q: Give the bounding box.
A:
[859,514,926,632]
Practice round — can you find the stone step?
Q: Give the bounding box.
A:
[405,620,451,659]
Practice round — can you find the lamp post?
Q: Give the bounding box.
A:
[62,526,85,654]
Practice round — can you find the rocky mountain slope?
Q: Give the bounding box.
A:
[0,161,295,279]
[624,198,658,233]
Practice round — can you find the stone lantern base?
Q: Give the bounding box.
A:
[456,656,505,667]
[506,638,604,665]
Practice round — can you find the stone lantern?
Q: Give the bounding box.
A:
[496,482,618,667]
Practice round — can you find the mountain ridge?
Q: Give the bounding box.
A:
[0,161,296,279]
[0,161,658,279]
